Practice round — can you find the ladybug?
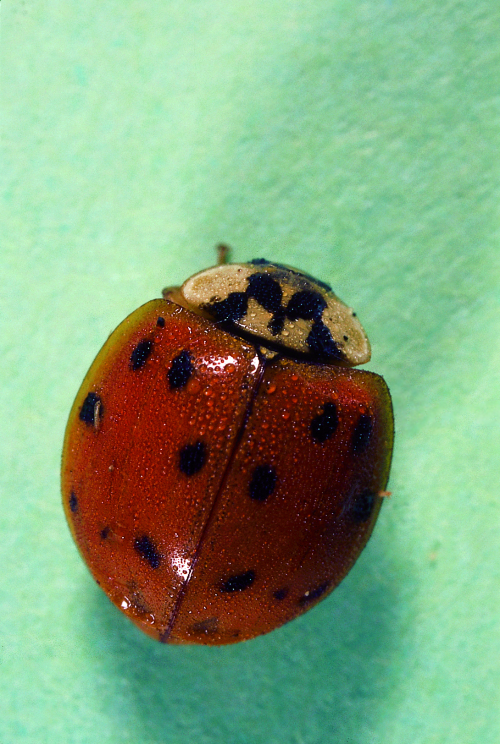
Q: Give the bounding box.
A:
[62,248,394,645]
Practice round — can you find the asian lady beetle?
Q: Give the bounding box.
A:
[62,250,394,645]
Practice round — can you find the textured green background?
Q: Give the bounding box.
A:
[2,1,499,743]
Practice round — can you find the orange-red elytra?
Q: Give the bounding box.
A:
[62,252,394,645]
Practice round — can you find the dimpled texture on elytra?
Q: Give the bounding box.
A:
[62,292,393,645]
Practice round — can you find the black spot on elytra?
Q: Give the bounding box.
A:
[350,489,377,523]
[128,593,150,615]
[307,321,343,360]
[310,402,338,443]
[134,535,161,569]
[298,581,329,607]
[191,617,219,635]
[273,587,289,601]
[156,316,165,328]
[246,273,283,313]
[79,392,103,426]
[249,464,277,501]
[168,350,193,389]
[69,492,78,513]
[221,570,256,593]
[249,258,270,266]
[352,414,373,454]
[206,293,248,322]
[130,339,154,370]
[100,526,110,539]
[286,290,326,321]
[179,441,206,476]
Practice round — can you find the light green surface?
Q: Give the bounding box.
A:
[2,1,499,742]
